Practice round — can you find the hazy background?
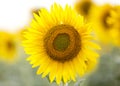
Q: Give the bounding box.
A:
[0,0,120,33]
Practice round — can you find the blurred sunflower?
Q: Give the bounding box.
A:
[89,4,114,44]
[74,0,95,19]
[107,6,120,46]
[0,31,17,62]
[23,3,100,84]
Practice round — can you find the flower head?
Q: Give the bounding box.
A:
[89,4,115,44]
[0,31,17,62]
[107,6,120,46]
[74,0,95,19]
[23,3,100,84]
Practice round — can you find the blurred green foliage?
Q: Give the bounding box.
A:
[0,47,120,86]
[81,47,120,86]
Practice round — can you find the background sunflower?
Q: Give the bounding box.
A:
[74,0,95,20]
[89,4,115,45]
[107,6,120,46]
[0,31,17,62]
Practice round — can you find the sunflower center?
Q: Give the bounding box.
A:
[7,41,14,51]
[102,11,112,29]
[44,24,81,62]
[53,33,70,51]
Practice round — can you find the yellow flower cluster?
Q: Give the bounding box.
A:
[75,0,120,46]
[1,0,120,85]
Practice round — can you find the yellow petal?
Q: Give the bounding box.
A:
[56,62,63,84]
[37,58,50,75]
[83,41,101,50]
[49,61,58,83]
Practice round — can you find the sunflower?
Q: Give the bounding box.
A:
[23,3,100,84]
[0,31,17,62]
[74,0,95,19]
[107,6,120,46]
[89,4,115,44]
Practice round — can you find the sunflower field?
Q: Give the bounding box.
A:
[0,0,120,86]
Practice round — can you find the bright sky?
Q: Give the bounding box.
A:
[0,0,119,33]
